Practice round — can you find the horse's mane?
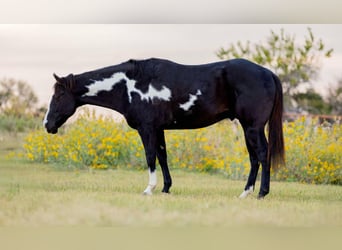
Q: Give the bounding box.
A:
[126,59,144,79]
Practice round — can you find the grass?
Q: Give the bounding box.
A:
[1,132,342,250]
[1,151,342,227]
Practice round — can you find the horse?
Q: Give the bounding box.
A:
[44,58,285,199]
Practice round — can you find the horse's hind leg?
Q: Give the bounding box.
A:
[156,130,172,193]
[256,129,270,199]
[239,125,260,198]
[240,125,269,199]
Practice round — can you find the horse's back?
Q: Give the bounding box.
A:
[130,58,277,129]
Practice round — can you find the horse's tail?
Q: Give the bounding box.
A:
[268,73,285,169]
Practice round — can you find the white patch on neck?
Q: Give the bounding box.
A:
[179,89,202,111]
[83,72,129,97]
[143,169,157,195]
[239,186,254,199]
[82,72,171,103]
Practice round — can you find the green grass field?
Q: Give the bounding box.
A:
[1,163,342,227]
[1,132,342,227]
[1,132,342,250]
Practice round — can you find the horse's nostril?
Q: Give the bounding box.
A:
[45,122,58,134]
[47,127,58,134]
[50,129,58,134]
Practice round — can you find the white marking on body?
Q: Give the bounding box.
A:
[239,186,254,199]
[126,80,171,103]
[143,169,157,195]
[82,72,172,103]
[179,89,202,111]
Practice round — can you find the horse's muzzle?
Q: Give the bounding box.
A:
[45,124,58,134]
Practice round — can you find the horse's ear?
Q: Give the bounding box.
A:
[65,74,75,90]
[53,73,63,83]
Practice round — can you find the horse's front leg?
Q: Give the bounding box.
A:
[138,127,158,195]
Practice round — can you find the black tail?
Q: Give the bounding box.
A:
[268,74,285,169]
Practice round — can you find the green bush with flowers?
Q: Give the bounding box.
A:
[23,112,341,185]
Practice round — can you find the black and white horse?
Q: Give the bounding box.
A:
[44,58,285,199]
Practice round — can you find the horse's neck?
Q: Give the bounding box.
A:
[73,61,137,114]
[74,75,128,115]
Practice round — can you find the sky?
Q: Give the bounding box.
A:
[1,0,342,23]
[1,24,341,107]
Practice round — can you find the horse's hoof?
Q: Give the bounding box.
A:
[257,189,269,200]
[142,190,153,196]
[257,194,265,200]
[239,186,254,199]
[162,188,170,193]
[143,184,156,196]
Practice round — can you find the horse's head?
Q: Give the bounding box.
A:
[44,73,77,134]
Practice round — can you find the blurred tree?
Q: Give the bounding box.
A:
[326,78,342,115]
[0,78,38,116]
[293,89,332,115]
[216,27,333,113]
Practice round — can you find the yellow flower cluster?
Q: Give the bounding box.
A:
[23,113,342,185]
[24,112,144,169]
[276,116,342,184]
[165,121,250,180]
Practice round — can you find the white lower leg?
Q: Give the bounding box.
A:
[239,186,254,199]
[143,169,157,195]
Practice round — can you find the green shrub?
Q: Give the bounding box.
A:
[22,113,342,185]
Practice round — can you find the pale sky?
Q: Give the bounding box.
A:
[1,0,342,23]
[1,24,342,106]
